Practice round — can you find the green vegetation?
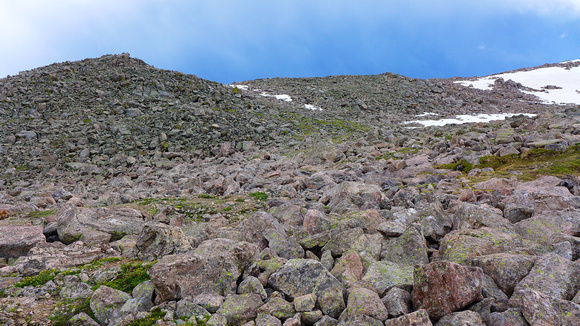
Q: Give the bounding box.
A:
[28,209,57,218]
[249,191,268,201]
[100,261,154,293]
[126,308,166,326]
[14,269,58,288]
[477,144,580,180]
[435,159,474,173]
[50,298,95,326]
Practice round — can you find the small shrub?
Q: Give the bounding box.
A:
[14,269,58,287]
[101,261,153,293]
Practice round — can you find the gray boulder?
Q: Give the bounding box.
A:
[339,287,388,322]
[149,238,257,300]
[89,285,131,325]
[216,293,263,326]
[131,222,192,261]
[0,225,45,258]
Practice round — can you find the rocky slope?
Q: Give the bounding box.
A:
[1,54,579,325]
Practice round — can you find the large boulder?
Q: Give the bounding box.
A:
[339,287,388,322]
[216,293,263,326]
[453,202,512,231]
[90,285,131,325]
[438,227,522,264]
[412,261,484,319]
[361,260,414,296]
[149,238,258,300]
[384,309,432,326]
[470,253,536,296]
[131,222,192,261]
[321,182,389,214]
[510,253,580,308]
[268,259,344,300]
[381,223,429,266]
[519,289,580,325]
[0,225,45,258]
[56,207,145,244]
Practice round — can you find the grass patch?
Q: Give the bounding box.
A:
[126,308,166,326]
[14,269,58,288]
[50,298,94,326]
[435,159,474,173]
[476,144,580,180]
[100,261,154,293]
[28,209,57,218]
[249,191,268,201]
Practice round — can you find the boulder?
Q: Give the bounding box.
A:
[510,253,580,308]
[149,238,257,300]
[470,253,536,296]
[131,222,192,261]
[361,260,414,296]
[381,223,429,266]
[519,289,580,325]
[412,261,484,319]
[339,287,388,322]
[216,293,263,326]
[453,202,512,231]
[235,211,286,244]
[263,228,304,260]
[268,259,344,300]
[330,250,365,287]
[321,182,389,214]
[238,276,268,300]
[434,311,485,326]
[0,225,45,258]
[382,287,412,318]
[90,285,131,325]
[438,227,522,264]
[258,296,296,319]
[56,207,145,244]
[486,308,528,326]
[503,194,534,223]
[384,309,432,326]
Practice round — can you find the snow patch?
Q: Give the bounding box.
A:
[405,113,537,128]
[229,84,248,90]
[304,104,322,111]
[455,60,580,105]
[416,112,439,117]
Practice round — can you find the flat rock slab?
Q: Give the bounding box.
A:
[384,309,432,326]
[412,261,484,319]
[0,225,45,258]
[268,259,343,300]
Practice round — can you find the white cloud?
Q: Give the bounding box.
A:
[491,0,580,17]
[560,33,569,39]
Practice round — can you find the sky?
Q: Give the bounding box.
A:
[1,1,579,84]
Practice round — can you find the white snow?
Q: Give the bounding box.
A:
[259,92,293,102]
[228,84,248,90]
[304,104,323,111]
[416,112,439,117]
[405,113,537,128]
[455,60,580,105]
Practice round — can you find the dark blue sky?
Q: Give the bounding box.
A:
[1,1,579,84]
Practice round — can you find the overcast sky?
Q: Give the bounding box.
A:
[1,1,579,84]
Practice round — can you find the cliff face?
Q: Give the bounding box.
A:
[0,54,579,325]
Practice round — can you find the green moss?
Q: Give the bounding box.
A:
[50,298,95,326]
[28,209,57,218]
[14,269,58,287]
[126,308,166,326]
[100,261,154,293]
[435,159,474,173]
[249,191,268,201]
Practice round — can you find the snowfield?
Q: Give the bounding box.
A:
[405,113,537,128]
[455,60,580,105]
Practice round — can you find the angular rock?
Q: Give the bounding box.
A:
[486,308,528,326]
[382,287,412,318]
[384,309,433,326]
[336,315,383,326]
[131,222,192,261]
[235,211,286,244]
[510,253,580,308]
[322,182,389,214]
[503,194,534,223]
[412,261,484,319]
[0,225,45,258]
[317,287,346,319]
[258,296,296,319]
[470,253,536,296]
[68,312,100,326]
[89,285,131,325]
[381,223,429,266]
[322,227,364,257]
[438,227,521,264]
[264,228,304,260]
[330,250,365,287]
[294,293,317,312]
[216,293,263,326]
[453,202,512,231]
[238,276,268,300]
[313,315,339,326]
[174,298,210,320]
[192,293,224,313]
[339,287,388,322]
[268,259,343,300]
[255,312,282,326]
[56,207,145,244]
[150,238,257,300]
[361,260,414,296]
[302,209,332,235]
[434,310,485,326]
[519,289,580,325]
